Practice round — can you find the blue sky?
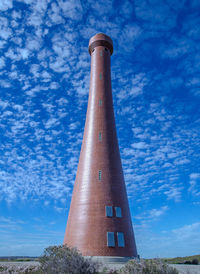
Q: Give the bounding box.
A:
[0,0,200,258]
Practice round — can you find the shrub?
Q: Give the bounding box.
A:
[100,269,119,274]
[191,259,199,265]
[38,245,99,274]
[184,260,191,264]
[119,259,179,274]
[0,263,40,273]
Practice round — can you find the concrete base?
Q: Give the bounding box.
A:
[85,256,138,270]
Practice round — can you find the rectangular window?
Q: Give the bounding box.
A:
[99,170,102,181]
[99,132,102,141]
[105,206,113,217]
[117,232,125,247]
[115,207,122,218]
[107,232,115,247]
[100,72,102,80]
[99,99,102,106]
[100,50,103,56]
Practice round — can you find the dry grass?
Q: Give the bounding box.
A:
[163,254,200,264]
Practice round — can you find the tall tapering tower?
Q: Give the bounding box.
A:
[64,33,137,260]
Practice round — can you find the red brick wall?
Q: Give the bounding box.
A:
[64,34,137,257]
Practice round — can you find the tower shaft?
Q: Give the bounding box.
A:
[64,33,137,258]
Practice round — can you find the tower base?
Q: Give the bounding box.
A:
[86,256,139,270]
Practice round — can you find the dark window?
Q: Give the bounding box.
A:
[100,50,103,56]
[105,47,108,52]
[99,170,102,181]
[99,132,102,141]
[100,72,102,80]
[99,99,102,106]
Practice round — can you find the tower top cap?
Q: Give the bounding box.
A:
[88,33,113,55]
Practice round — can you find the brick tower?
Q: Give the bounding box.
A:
[64,33,137,261]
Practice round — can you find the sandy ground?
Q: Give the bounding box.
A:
[0,261,40,265]
[103,263,200,273]
[168,264,200,274]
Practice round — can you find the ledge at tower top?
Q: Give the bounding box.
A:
[64,33,138,262]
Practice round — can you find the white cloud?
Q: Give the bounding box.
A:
[162,39,192,59]
[131,142,147,149]
[189,173,200,196]
[0,57,5,69]
[49,57,70,73]
[89,0,112,15]
[5,46,30,62]
[135,220,200,258]
[45,118,60,129]
[0,99,8,109]
[119,24,142,52]
[48,2,64,25]
[116,73,148,100]
[190,173,200,180]
[19,48,29,59]
[135,0,177,30]
[50,82,59,90]
[0,80,11,88]
[30,64,40,78]
[0,0,13,11]
[0,16,12,40]
[172,222,200,240]
[120,0,133,19]
[12,10,22,20]
[149,206,168,218]
[52,34,71,58]
[59,0,83,20]
[26,36,41,51]
[135,205,168,221]
[164,186,183,202]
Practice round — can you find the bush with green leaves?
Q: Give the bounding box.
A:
[119,259,179,274]
[38,245,99,274]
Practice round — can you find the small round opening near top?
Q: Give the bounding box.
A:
[88,33,113,56]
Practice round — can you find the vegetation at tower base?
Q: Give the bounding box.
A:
[38,245,99,274]
[0,245,178,274]
[119,259,179,274]
[3,249,199,274]
[38,247,179,274]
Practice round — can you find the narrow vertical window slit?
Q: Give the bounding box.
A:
[99,170,102,181]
